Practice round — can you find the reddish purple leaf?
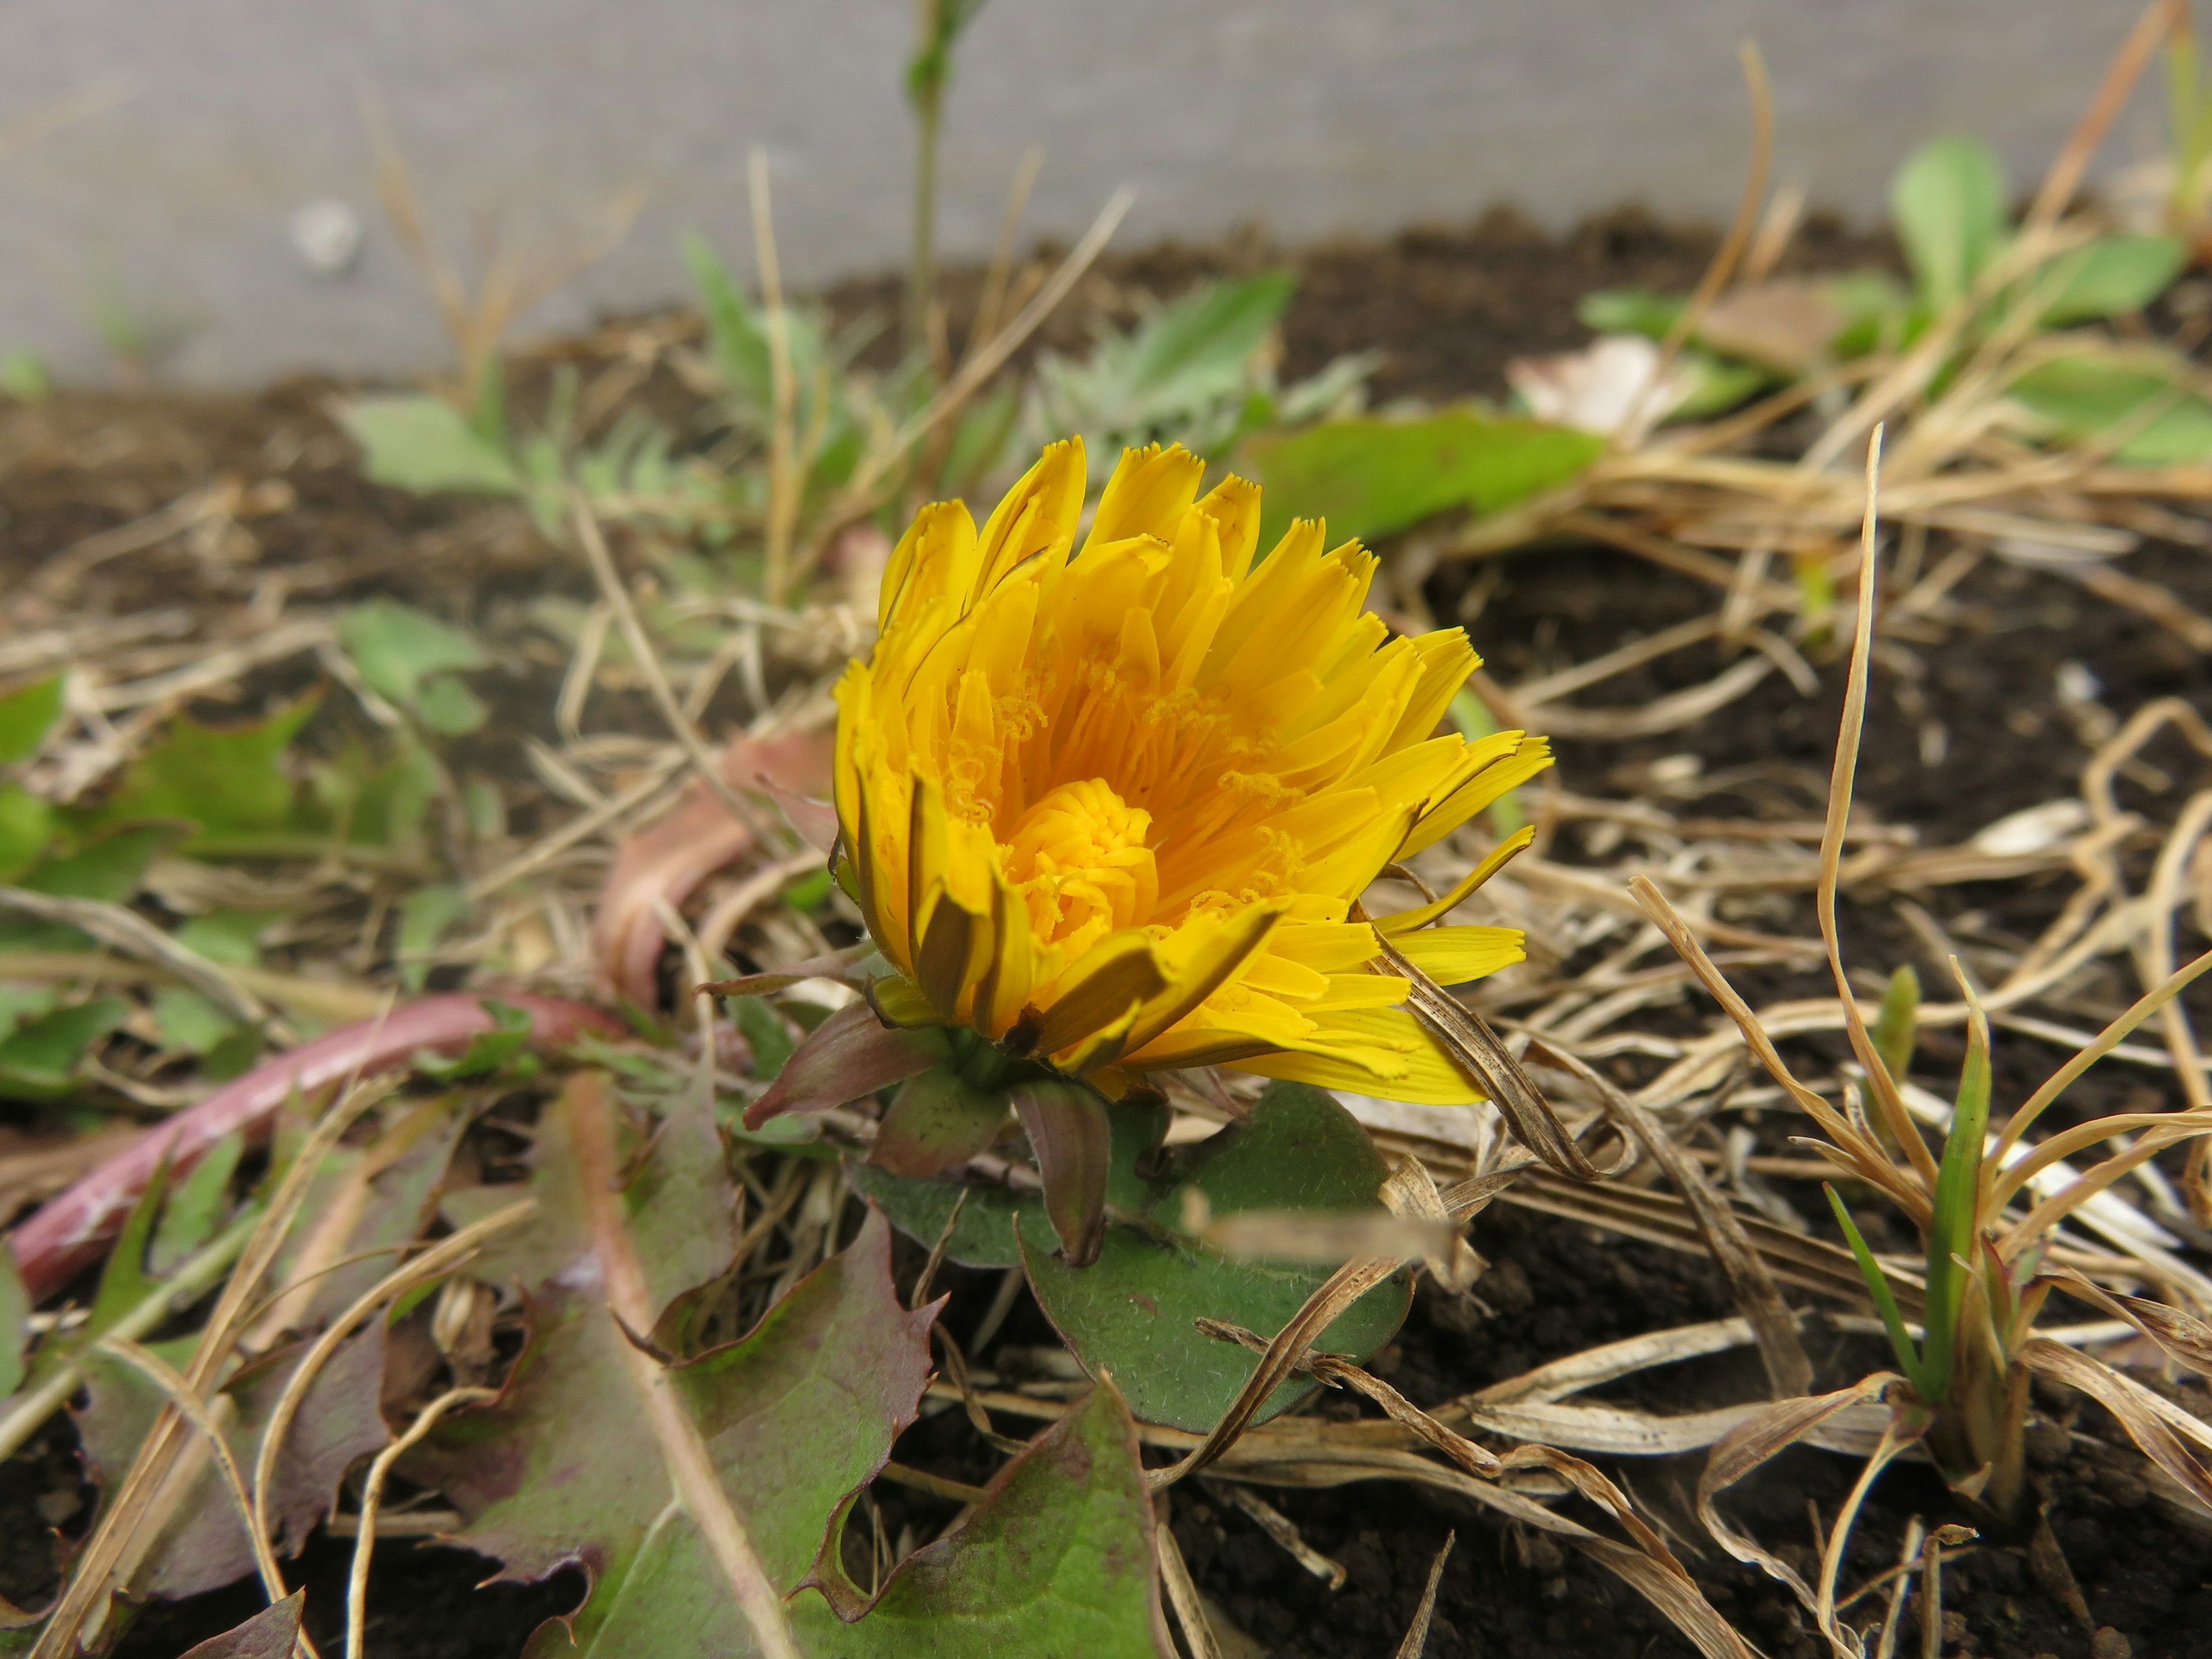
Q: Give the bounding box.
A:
[871,1069,1011,1180]
[742,1002,949,1129]
[1012,1080,1113,1268]
[177,1592,305,1659]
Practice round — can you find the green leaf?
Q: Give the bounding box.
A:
[92,694,321,843]
[339,395,521,495]
[1576,289,1686,340]
[1029,274,1310,465]
[335,600,489,735]
[0,995,127,1101]
[863,1082,1409,1430]
[793,1378,1172,1658]
[86,1148,173,1332]
[685,234,774,413]
[174,910,272,968]
[1891,136,2009,311]
[412,999,533,1082]
[1672,350,1772,418]
[18,824,184,902]
[730,995,798,1080]
[0,675,64,764]
[149,1131,244,1277]
[872,1066,1012,1180]
[1247,411,1603,547]
[396,882,467,993]
[151,986,239,1056]
[2034,233,2187,325]
[2007,352,2212,463]
[1823,1184,1926,1394]
[0,350,51,403]
[414,674,488,734]
[0,786,56,883]
[1124,273,1294,405]
[0,1243,27,1398]
[1021,1083,1409,1430]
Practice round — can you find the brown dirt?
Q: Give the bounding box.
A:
[5,202,2210,1658]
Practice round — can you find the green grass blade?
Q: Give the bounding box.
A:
[1872,964,1920,1086]
[1824,1183,1927,1394]
[1920,999,1992,1402]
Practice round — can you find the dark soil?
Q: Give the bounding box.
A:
[6,202,2211,1657]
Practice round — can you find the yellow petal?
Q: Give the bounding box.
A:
[1025,931,1169,1061]
[972,438,1085,603]
[1375,825,1536,934]
[1386,925,1527,986]
[1086,443,1205,551]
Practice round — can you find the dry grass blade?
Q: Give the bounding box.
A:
[1468,1317,1759,1406]
[1815,1417,1918,1641]
[249,1200,536,1558]
[1196,1319,1503,1477]
[1697,1372,1907,1658]
[1153,1494,1224,1659]
[30,1077,395,1659]
[1816,428,1937,1187]
[1372,931,1603,1179]
[1211,1484,1347,1588]
[1628,41,1772,441]
[566,1071,802,1659]
[2044,1265,2212,1374]
[1506,1166,1921,1314]
[1532,1037,1812,1397]
[2020,1339,2212,1510]
[1627,876,1922,1222]
[346,1387,497,1659]
[1994,945,2212,1155]
[1393,1531,1457,1659]
[1146,1252,1404,1491]
[570,492,778,844]
[746,147,801,605]
[0,887,281,1035]
[92,1335,298,1645]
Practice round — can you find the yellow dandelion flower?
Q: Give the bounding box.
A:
[833,438,1551,1107]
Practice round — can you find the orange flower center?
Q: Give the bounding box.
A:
[1001,778,1158,954]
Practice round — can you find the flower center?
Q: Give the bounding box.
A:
[1001,778,1158,953]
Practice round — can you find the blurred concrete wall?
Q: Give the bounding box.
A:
[0,1,2172,385]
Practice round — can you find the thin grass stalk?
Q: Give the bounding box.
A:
[1817,426,1940,1185]
[748,148,801,605]
[346,1387,497,1659]
[30,1078,392,1659]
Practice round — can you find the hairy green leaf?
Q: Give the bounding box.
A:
[340,395,521,495]
[337,600,490,736]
